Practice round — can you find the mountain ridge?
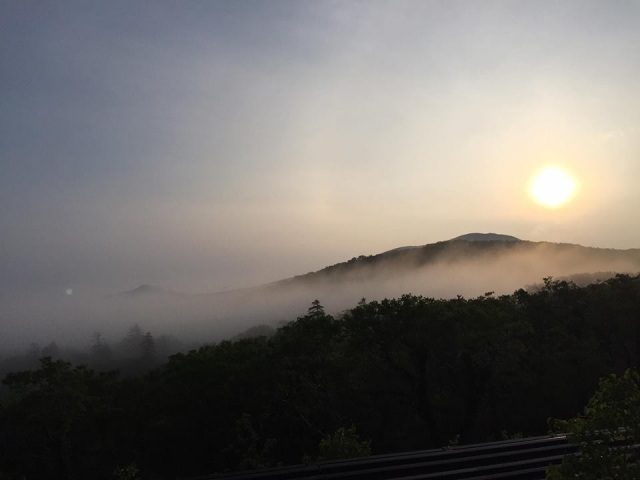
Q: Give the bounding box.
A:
[103,234,640,343]
[268,236,640,291]
[120,234,640,298]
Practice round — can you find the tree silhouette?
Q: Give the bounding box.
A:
[306,299,326,320]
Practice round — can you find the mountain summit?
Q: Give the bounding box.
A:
[449,233,520,242]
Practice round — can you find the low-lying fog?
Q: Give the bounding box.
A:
[2,241,640,356]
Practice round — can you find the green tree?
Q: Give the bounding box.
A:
[548,369,640,479]
[130,336,278,476]
[1,358,121,479]
[222,413,277,470]
[318,425,371,461]
[341,293,530,449]
[270,300,347,461]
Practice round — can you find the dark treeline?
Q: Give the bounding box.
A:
[1,274,639,479]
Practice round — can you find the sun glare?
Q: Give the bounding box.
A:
[530,167,577,208]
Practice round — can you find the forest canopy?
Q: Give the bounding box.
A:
[1,274,639,479]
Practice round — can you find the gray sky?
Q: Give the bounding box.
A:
[2,0,639,296]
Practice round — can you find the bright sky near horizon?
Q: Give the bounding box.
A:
[1,1,639,295]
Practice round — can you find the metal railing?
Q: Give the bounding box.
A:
[186,434,577,480]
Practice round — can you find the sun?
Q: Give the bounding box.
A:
[530,167,577,208]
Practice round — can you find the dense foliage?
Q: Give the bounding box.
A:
[1,274,639,479]
[548,369,640,479]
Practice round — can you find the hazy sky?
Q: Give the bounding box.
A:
[2,0,639,296]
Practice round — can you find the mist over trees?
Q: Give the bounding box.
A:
[0,325,184,380]
[2,238,640,357]
[1,274,639,478]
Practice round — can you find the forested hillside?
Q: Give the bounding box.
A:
[1,274,639,479]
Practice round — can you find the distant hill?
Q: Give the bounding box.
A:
[120,284,166,296]
[110,284,187,300]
